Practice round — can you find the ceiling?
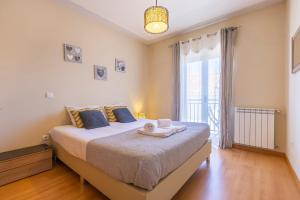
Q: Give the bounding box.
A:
[67,0,282,44]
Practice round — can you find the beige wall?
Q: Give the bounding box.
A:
[147,3,287,152]
[0,0,290,157]
[0,0,148,152]
[287,0,300,179]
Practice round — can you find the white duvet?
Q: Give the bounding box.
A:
[49,119,156,160]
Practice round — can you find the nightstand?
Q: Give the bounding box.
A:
[0,144,53,186]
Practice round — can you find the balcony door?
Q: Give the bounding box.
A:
[180,40,221,139]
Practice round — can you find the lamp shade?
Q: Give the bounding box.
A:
[136,112,146,119]
[144,6,169,34]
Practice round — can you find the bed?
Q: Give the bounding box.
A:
[50,119,211,200]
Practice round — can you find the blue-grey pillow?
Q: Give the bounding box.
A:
[79,110,109,129]
[112,108,136,123]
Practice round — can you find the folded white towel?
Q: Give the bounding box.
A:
[144,123,155,132]
[157,119,172,128]
[138,127,175,138]
[138,125,187,138]
[171,125,187,133]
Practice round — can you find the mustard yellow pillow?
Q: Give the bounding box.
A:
[104,106,126,122]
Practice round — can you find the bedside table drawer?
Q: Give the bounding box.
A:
[0,158,52,186]
[0,144,53,186]
[0,150,52,173]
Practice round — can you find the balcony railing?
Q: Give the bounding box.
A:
[186,98,220,135]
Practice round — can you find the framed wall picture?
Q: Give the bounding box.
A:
[94,65,107,80]
[115,58,126,72]
[64,44,82,63]
[292,26,300,73]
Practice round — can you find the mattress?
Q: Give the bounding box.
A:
[50,119,156,160]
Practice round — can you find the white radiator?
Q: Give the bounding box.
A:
[234,107,278,149]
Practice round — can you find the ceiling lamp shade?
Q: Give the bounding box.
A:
[144,0,169,34]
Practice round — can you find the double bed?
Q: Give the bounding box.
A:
[50,119,211,200]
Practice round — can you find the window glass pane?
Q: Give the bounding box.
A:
[186,61,202,122]
[182,56,220,134]
[187,61,202,100]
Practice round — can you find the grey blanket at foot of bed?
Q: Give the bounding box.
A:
[86,122,210,190]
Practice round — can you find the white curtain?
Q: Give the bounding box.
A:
[181,34,220,58]
[179,33,221,137]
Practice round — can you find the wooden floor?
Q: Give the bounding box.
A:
[0,148,299,200]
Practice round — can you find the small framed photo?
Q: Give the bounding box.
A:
[64,44,82,63]
[94,65,107,80]
[115,58,126,72]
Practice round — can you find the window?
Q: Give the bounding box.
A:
[180,39,221,137]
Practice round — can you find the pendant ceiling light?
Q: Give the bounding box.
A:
[144,0,169,34]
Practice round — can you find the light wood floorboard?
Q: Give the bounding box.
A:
[0,148,299,200]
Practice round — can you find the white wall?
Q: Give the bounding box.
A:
[287,0,300,179]
[0,0,149,152]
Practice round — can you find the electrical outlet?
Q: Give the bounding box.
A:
[45,91,54,99]
[42,134,50,145]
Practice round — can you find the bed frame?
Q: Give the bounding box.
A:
[53,140,211,200]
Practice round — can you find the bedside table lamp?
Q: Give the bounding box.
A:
[136,112,146,119]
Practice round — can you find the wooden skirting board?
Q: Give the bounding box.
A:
[233,143,300,191]
[232,144,285,157]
